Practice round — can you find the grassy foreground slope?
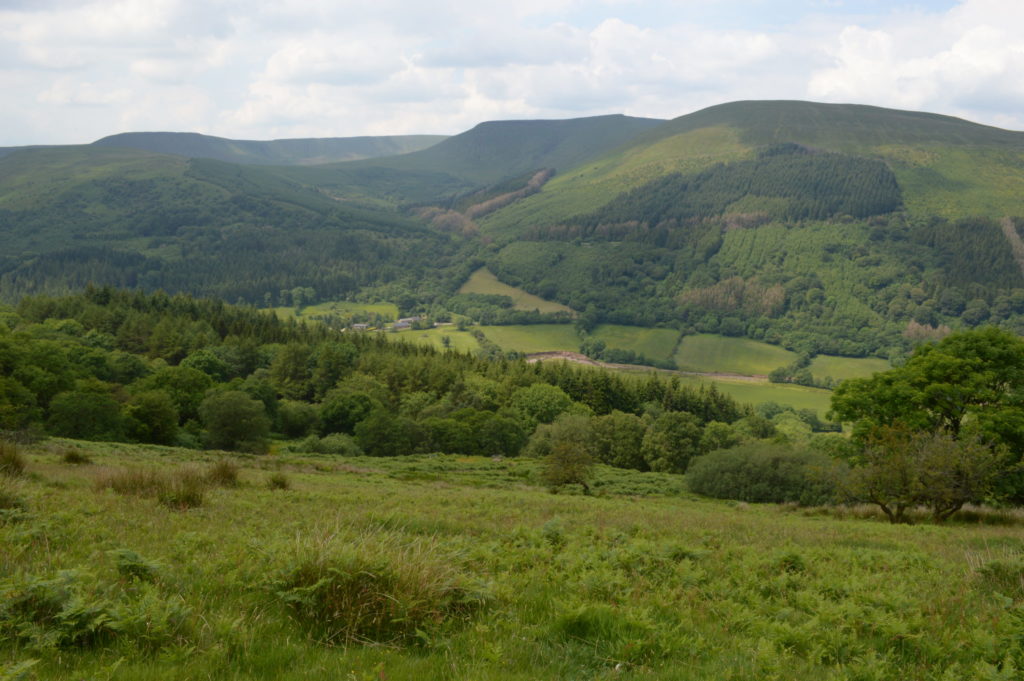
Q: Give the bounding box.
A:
[4,442,1024,680]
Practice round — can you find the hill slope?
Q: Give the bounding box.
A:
[481,100,1024,235]
[0,146,469,304]
[347,113,666,184]
[92,131,446,165]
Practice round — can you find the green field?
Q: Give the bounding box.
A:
[675,334,797,376]
[5,440,1024,680]
[477,324,581,354]
[809,354,891,383]
[459,268,575,315]
[397,327,482,353]
[681,376,833,416]
[590,324,681,361]
[271,301,400,323]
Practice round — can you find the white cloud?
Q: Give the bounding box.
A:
[2,0,1024,145]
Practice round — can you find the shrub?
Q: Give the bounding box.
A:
[267,472,291,490]
[0,480,28,522]
[199,390,270,454]
[687,443,844,506]
[60,448,92,465]
[206,459,240,487]
[0,441,25,477]
[272,534,487,646]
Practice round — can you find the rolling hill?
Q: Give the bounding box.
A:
[4,100,1024,363]
[344,113,666,184]
[92,131,446,165]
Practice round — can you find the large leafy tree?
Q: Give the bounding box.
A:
[831,327,1024,453]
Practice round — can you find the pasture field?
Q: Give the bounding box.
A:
[477,324,581,354]
[590,324,681,361]
[458,268,575,314]
[271,300,400,323]
[397,327,482,353]
[809,354,891,383]
[675,334,797,376]
[681,376,833,417]
[4,440,1024,681]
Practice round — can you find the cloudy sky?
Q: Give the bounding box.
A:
[1,0,1022,145]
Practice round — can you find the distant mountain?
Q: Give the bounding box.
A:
[348,114,666,184]
[91,132,447,166]
[5,101,1024,359]
[480,100,1024,235]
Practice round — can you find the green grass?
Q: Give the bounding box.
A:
[589,324,681,361]
[271,300,400,323]
[397,327,482,353]
[477,324,582,354]
[688,376,833,416]
[459,268,575,314]
[675,334,797,376]
[809,354,891,383]
[5,439,1024,680]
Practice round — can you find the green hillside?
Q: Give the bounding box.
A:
[92,132,447,165]
[349,114,665,184]
[0,146,468,305]
[481,100,1024,236]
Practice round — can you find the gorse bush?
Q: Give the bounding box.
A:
[0,441,25,478]
[687,443,844,506]
[272,531,488,646]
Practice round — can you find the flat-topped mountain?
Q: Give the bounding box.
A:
[91,131,446,166]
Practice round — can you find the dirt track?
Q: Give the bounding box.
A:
[524,351,769,383]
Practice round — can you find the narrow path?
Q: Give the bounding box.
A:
[524,351,769,383]
[1000,217,1024,278]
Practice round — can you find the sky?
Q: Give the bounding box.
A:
[1,0,1023,145]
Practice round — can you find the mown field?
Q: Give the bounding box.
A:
[458,268,575,314]
[399,327,482,353]
[675,335,797,376]
[477,324,581,354]
[675,376,833,416]
[271,301,400,323]
[809,354,891,383]
[590,324,681,362]
[4,440,1024,681]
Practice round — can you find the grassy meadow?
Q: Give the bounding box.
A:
[4,440,1024,680]
[458,268,575,315]
[271,301,400,323]
[590,324,681,362]
[809,355,891,383]
[399,327,482,353]
[675,335,797,376]
[477,324,582,354]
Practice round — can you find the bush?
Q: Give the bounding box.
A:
[687,444,844,506]
[157,468,206,510]
[271,534,487,646]
[60,447,92,465]
[199,390,270,454]
[0,441,25,477]
[295,433,363,456]
[267,472,291,490]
